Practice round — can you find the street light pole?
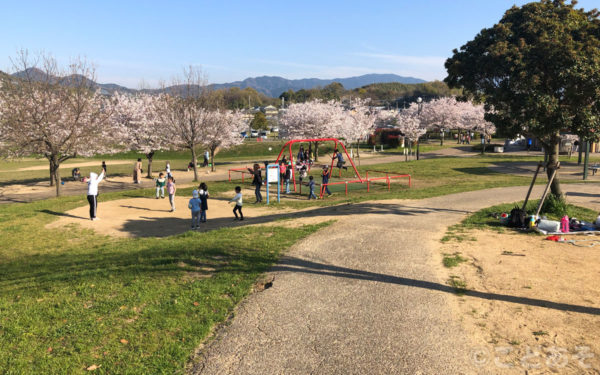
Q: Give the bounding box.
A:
[583,140,590,180]
[416,97,423,161]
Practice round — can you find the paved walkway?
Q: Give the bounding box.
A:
[190,183,600,375]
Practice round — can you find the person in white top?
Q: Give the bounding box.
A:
[229,186,243,220]
[165,161,172,178]
[87,170,105,220]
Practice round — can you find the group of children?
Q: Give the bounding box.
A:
[188,183,244,228]
[188,183,210,229]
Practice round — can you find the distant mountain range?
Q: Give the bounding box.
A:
[209,74,426,97]
[6,69,426,98]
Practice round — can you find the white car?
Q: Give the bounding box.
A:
[250,130,259,137]
[270,127,279,132]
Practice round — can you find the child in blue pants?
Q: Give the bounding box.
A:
[188,190,201,229]
[308,176,317,199]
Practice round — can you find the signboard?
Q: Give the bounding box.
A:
[267,166,279,183]
[266,164,280,204]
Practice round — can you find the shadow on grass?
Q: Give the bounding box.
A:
[453,167,503,176]
[39,209,88,220]
[0,177,50,187]
[0,229,279,292]
[272,257,600,316]
[117,201,471,238]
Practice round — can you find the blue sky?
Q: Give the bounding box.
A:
[1,0,597,88]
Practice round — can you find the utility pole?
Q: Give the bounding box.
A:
[583,140,590,180]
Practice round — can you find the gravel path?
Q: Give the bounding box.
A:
[190,183,600,375]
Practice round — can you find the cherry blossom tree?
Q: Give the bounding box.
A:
[112,92,169,177]
[156,66,211,181]
[418,97,466,145]
[201,109,246,171]
[397,109,426,143]
[279,99,345,161]
[0,51,117,196]
[460,102,496,153]
[339,98,378,158]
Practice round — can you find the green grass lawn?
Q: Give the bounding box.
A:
[0,191,330,374]
[441,199,597,243]
[224,154,598,210]
[3,150,600,373]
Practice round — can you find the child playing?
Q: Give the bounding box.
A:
[321,166,332,196]
[198,182,209,222]
[188,190,201,229]
[307,175,317,199]
[229,186,244,221]
[167,176,176,212]
[155,172,166,199]
[284,161,292,194]
[165,161,172,178]
[299,165,307,186]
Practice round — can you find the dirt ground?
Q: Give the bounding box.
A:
[45,186,332,237]
[440,229,600,373]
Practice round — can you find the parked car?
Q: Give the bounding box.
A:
[258,130,268,139]
[250,129,259,137]
[270,127,279,132]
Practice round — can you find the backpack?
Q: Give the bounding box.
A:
[509,207,527,228]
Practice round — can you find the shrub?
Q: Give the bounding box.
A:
[541,194,568,217]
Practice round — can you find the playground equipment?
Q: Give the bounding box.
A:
[275,138,361,193]
[228,138,412,199]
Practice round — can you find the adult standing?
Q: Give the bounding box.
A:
[133,158,142,184]
[87,170,104,221]
[203,150,210,167]
[297,145,305,162]
[247,163,263,203]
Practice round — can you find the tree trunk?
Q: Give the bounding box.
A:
[191,147,198,181]
[146,151,155,178]
[210,147,216,172]
[546,138,562,198]
[49,155,61,196]
[313,141,319,162]
[49,161,54,186]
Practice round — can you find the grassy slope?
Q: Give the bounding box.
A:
[0,191,330,374]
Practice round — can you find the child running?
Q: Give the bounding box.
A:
[198,182,209,222]
[229,186,244,221]
[167,176,176,212]
[155,172,166,199]
[188,190,201,230]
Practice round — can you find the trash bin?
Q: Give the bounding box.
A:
[494,146,504,153]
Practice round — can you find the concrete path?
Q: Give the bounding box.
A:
[190,183,600,375]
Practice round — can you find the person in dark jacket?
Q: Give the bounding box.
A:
[321,166,332,196]
[247,163,263,203]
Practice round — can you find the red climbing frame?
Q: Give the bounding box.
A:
[275,138,362,192]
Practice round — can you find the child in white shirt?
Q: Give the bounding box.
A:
[229,186,243,221]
